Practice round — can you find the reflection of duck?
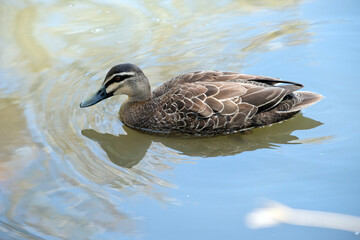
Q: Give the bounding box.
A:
[80,63,322,136]
[81,114,323,168]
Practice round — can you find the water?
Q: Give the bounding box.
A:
[0,0,359,239]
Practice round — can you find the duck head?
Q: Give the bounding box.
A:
[80,63,152,108]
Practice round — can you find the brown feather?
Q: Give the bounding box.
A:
[184,98,193,110]
[229,113,246,127]
[213,85,247,99]
[110,64,322,136]
[205,97,224,112]
[205,85,219,96]
[191,98,207,113]
[241,88,287,111]
[220,100,238,115]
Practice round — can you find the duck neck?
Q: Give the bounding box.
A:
[119,75,155,127]
[126,75,152,103]
[127,91,152,103]
[119,97,155,129]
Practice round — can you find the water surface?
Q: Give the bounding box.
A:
[0,0,359,239]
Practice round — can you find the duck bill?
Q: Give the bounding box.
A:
[80,86,111,108]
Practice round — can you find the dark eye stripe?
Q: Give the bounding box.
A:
[104,74,133,88]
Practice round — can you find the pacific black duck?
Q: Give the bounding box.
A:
[80,63,322,136]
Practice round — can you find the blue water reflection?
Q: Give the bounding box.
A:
[0,0,359,239]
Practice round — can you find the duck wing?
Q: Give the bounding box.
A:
[152,71,320,132]
[153,70,303,98]
[155,80,300,132]
[169,81,294,116]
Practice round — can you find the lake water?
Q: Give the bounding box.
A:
[0,0,359,239]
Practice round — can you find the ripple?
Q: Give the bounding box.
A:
[0,0,325,238]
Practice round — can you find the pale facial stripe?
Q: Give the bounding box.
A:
[104,72,135,84]
[106,82,120,93]
[103,72,135,92]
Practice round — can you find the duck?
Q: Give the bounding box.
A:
[80,63,322,136]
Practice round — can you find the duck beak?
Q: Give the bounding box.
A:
[80,86,111,108]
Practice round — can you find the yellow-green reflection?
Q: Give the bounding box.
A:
[0,0,326,238]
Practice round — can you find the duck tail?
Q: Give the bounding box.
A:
[288,91,323,112]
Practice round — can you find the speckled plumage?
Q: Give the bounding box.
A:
[110,66,323,136]
[80,64,322,136]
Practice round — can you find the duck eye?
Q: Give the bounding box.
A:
[115,76,121,81]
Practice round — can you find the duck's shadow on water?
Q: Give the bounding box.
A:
[81,114,324,168]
